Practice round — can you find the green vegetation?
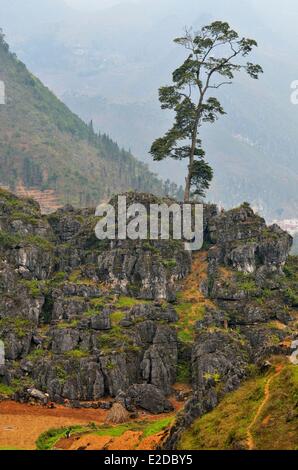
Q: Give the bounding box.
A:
[36,425,89,450]
[178,363,298,450]
[54,365,68,383]
[68,269,95,286]
[83,308,99,318]
[162,259,177,269]
[114,296,144,309]
[21,279,43,298]
[0,231,21,249]
[65,349,89,359]
[252,366,298,450]
[0,383,15,397]
[142,241,160,254]
[142,417,174,438]
[150,21,262,200]
[35,417,174,450]
[11,211,39,225]
[0,32,167,207]
[0,231,53,251]
[176,361,191,384]
[284,288,298,307]
[282,257,298,307]
[178,374,267,450]
[0,317,32,338]
[110,310,126,325]
[52,272,67,283]
[89,298,106,308]
[175,298,205,344]
[25,235,54,251]
[27,349,50,361]
[203,372,221,384]
[10,376,34,393]
[0,189,31,209]
[57,320,79,329]
[235,272,259,294]
[97,326,136,353]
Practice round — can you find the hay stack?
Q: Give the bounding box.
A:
[105,403,129,424]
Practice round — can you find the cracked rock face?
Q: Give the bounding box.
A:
[207,205,292,275]
[97,240,191,301]
[0,189,296,447]
[117,383,174,414]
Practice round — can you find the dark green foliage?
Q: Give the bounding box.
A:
[282,256,298,307]
[190,160,213,197]
[150,21,263,200]
[177,360,191,384]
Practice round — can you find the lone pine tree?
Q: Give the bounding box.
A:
[150,21,263,201]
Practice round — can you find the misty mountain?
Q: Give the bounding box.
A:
[0,32,166,211]
[1,0,298,219]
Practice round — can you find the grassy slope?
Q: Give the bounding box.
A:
[178,362,298,450]
[0,33,164,207]
[36,417,174,450]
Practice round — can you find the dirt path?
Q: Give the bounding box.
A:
[246,365,284,450]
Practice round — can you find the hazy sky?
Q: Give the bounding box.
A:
[62,0,298,37]
[64,0,139,10]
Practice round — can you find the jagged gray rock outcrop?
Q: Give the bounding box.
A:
[0,190,296,447]
[207,205,292,275]
[117,383,174,414]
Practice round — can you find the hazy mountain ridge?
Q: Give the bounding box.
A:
[1,0,298,218]
[0,32,167,209]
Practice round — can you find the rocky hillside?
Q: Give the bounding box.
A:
[178,359,298,450]
[0,188,297,450]
[0,31,166,212]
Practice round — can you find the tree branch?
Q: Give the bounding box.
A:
[208,81,232,89]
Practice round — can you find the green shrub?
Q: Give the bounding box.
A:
[57,319,79,329]
[0,383,15,396]
[25,235,54,251]
[0,231,21,248]
[177,361,191,384]
[27,349,49,361]
[65,349,89,359]
[21,279,42,298]
[54,365,68,383]
[115,296,143,309]
[284,288,298,307]
[0,317,32,338]
[162,259,177,269]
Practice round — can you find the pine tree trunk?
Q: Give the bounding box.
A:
[184,169,191,201]
[184,98,203,202]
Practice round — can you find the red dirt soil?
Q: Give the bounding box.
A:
[0,401,107,450]
[0,397,183,450]
[56,430,167,451]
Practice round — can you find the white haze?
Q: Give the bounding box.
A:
[1,0,298,219]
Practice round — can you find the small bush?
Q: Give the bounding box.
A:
[0,383,15,396]
[65,349,89,359]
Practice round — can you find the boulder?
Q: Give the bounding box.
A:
[27,388,48,404]
[90,310,111,330]
[207,205,292,275]
[128,303,178,323]
[122,384,173,414]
